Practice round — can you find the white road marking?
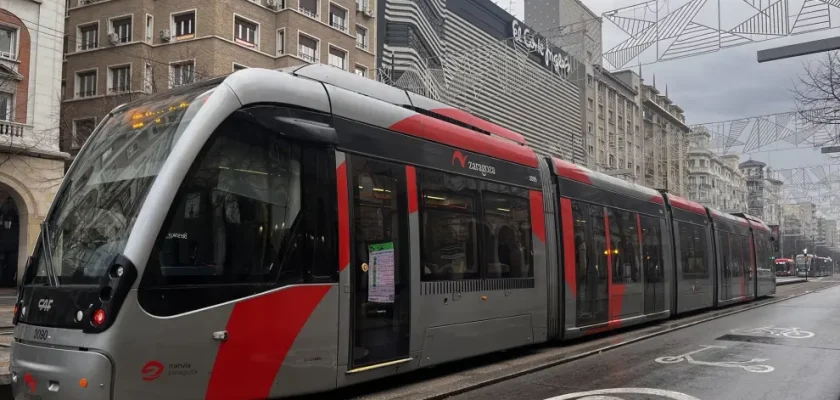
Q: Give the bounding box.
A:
[655,345,774,373]
[730,326,814,339]
[544,388,702,400]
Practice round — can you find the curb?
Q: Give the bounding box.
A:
[420,282,840,400]
[776,279,807,286]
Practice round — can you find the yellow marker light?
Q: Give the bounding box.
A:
[132,122,145,129]
[155,118,162,123]
[79,378,88,388]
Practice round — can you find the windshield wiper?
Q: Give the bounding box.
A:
[40,221,59,287]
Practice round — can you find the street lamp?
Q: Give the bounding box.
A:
[803,248,809,281]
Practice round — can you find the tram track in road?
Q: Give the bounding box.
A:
[302,280,840,400]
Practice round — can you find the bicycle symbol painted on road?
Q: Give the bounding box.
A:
[730,326,815,339]
[655,345,774,373]
[544,388,702,400]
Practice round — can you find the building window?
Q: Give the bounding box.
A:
[79,23,98,50]
[329,4,348,31]
[355,65,367,77]
[76,70,97,97]
[587,74,593,86]
[276,30,285,54]
[356,25,368,50]
[72,118,96,149]
[587,98,593,110]
[173,11,195,40]
[144,63,153,93]
[109,65,130,93]
[328,46,346,70]
[0,27,17,60]
[300,0,318,18]
[298,34,318,63]
[587,122,593,134]
[145,15,154,43]
[233,63,248,71]
[170,61,195,87]
[356,0,367,11]
[234,17,258,47]
[0,92,12,121]
[111,16,131,43]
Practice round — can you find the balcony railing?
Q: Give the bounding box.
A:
[300,7,318,18]
[0,120,25,138]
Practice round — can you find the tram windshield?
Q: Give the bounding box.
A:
[27,82,220,285]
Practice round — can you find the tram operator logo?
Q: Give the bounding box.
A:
[451,150,496,177]
[37,299,53,312]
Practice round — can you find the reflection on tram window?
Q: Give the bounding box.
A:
[482,189,533,279]
[639,215,663,282]
[730,234,745,277]
[607,208,640,284]
[419,169,479,281]
[571,201,589,291]
[590,205,608,283]
[679,223,709,279]
[145,119,306,287]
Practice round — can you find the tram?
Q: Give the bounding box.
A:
[774,258,795,276]
[10,66,775,400]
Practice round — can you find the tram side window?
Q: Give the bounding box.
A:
[482,183,533,279]
[607,208,640,284]
[419,169,479,281]
[679,223,709,279]
[139,115,334,315]
[639,215,663,282]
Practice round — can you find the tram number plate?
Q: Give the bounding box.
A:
[32,328,48,341]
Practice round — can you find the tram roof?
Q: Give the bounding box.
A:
[116,66,540,169]
[733,212,772,233]
[550,157,665,204]
[662,193,706,216]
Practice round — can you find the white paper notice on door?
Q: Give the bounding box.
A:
[368,242,395,303]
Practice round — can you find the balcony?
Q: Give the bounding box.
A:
[0,121,59,154]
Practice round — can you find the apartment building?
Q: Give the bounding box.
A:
[638,81,689,195]
[685,127,747,212]
[739,159,783,225]
[61,0,377,160]
[579,66,642,183]
[782,202,817,257]
[0,1,68,287]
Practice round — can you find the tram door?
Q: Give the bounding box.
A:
[573,202,608,326]
[347,155,411,370]
[641,215,665,314]
[719,232,732,301]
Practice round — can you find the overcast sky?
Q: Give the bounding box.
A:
[489,0,840,180]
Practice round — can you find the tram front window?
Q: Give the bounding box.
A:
[28,82,219,286]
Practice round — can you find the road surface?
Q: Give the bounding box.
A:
[449,283,840,400]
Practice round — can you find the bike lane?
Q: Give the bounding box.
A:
[450,284,840,400]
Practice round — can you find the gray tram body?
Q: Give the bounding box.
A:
[9,66,776,400]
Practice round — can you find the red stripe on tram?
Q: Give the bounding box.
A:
[206,285,331,400]
[337,161,350,271]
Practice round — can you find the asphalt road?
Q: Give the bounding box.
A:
[448,282,840,400]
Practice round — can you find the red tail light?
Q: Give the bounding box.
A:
[13,304,18,316]
[92,309,106,326]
